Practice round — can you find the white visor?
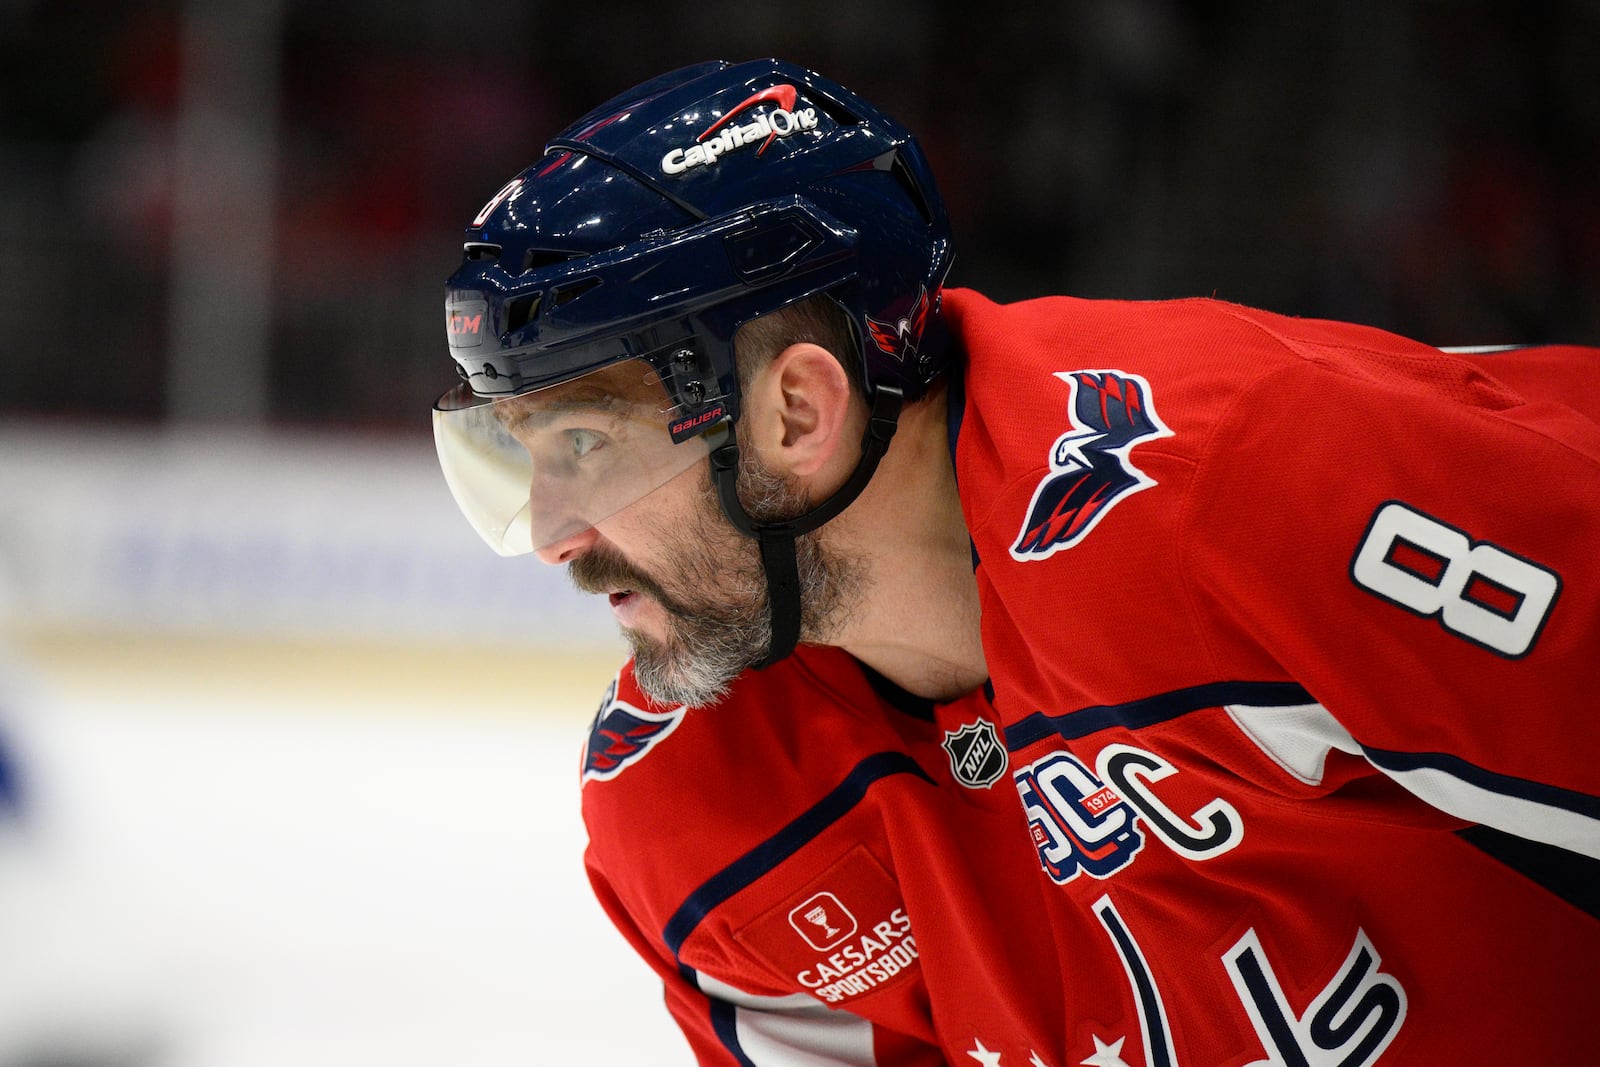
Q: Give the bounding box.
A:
[433,359,723,556]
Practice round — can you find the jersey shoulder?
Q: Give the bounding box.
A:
[579,647,938,924]
[947,288,1600,537]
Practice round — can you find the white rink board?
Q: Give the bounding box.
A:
[0,420,615,648]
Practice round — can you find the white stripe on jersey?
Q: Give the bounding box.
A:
[1225,701,1362,786]
[1366,757,1600,861]
[1225,701,1600,860]
[696,972,879,1065]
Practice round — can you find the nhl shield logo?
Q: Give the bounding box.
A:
[941,718,1008,789]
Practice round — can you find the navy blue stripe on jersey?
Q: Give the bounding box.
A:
[946,349,966,472]
[1456,824,1600,922]
[1093,896,1176,1067]
[945,354,983,574]
[859,661,937,722]
[663,751,933,959]
[1362,747,1600,822]
[1004,681,1314,751]
[706,994,758,1067]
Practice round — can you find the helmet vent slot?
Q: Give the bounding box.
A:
[888,151,935,225]
[505,294,541,333]
[809,92,863,128]
[551,277,603,307]
[521,248,583,273]
[463,242,502,260]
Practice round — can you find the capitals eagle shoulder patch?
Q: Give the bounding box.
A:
[581,677,686,784]
[1012,369,1172,561]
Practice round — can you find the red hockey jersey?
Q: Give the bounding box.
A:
[581,648,1068,1064]
[946,288,1600,1065]
[583,291,1600,1066]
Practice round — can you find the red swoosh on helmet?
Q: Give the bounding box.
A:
[699,84,800,155]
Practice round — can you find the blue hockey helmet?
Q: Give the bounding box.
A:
[434,58,953,667]
[432,60,947,550]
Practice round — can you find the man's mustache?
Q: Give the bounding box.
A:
[569,546,710,620]
[570,547,660,599]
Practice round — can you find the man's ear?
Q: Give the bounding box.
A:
[742,342,856,479]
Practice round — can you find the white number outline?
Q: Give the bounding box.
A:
[1349,501,1560,658]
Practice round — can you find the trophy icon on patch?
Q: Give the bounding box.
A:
[788,891,858,951]
[804,903,839,941]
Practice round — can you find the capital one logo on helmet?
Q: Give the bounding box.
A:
[660,84,819,175]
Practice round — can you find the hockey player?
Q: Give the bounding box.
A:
[433,60,1600,1064]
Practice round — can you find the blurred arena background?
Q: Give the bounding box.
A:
[0,2,1596,1064]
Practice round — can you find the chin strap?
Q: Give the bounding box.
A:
[710,385,903,669]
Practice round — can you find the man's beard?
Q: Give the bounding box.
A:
[568,455,860,707]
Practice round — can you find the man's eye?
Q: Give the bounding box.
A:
[569,429,605,457]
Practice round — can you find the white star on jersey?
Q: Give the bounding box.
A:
[1081,1034,1133,1067]
[967,1038,1005,1066]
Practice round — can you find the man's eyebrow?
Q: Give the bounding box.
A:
[494,390,631,430]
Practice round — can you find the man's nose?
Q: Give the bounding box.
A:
[534,522,599,565]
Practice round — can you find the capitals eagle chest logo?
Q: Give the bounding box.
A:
[581,678,686,784]
[1011,370,1172,561]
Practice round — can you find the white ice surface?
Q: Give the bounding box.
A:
[0,643,693,1067]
